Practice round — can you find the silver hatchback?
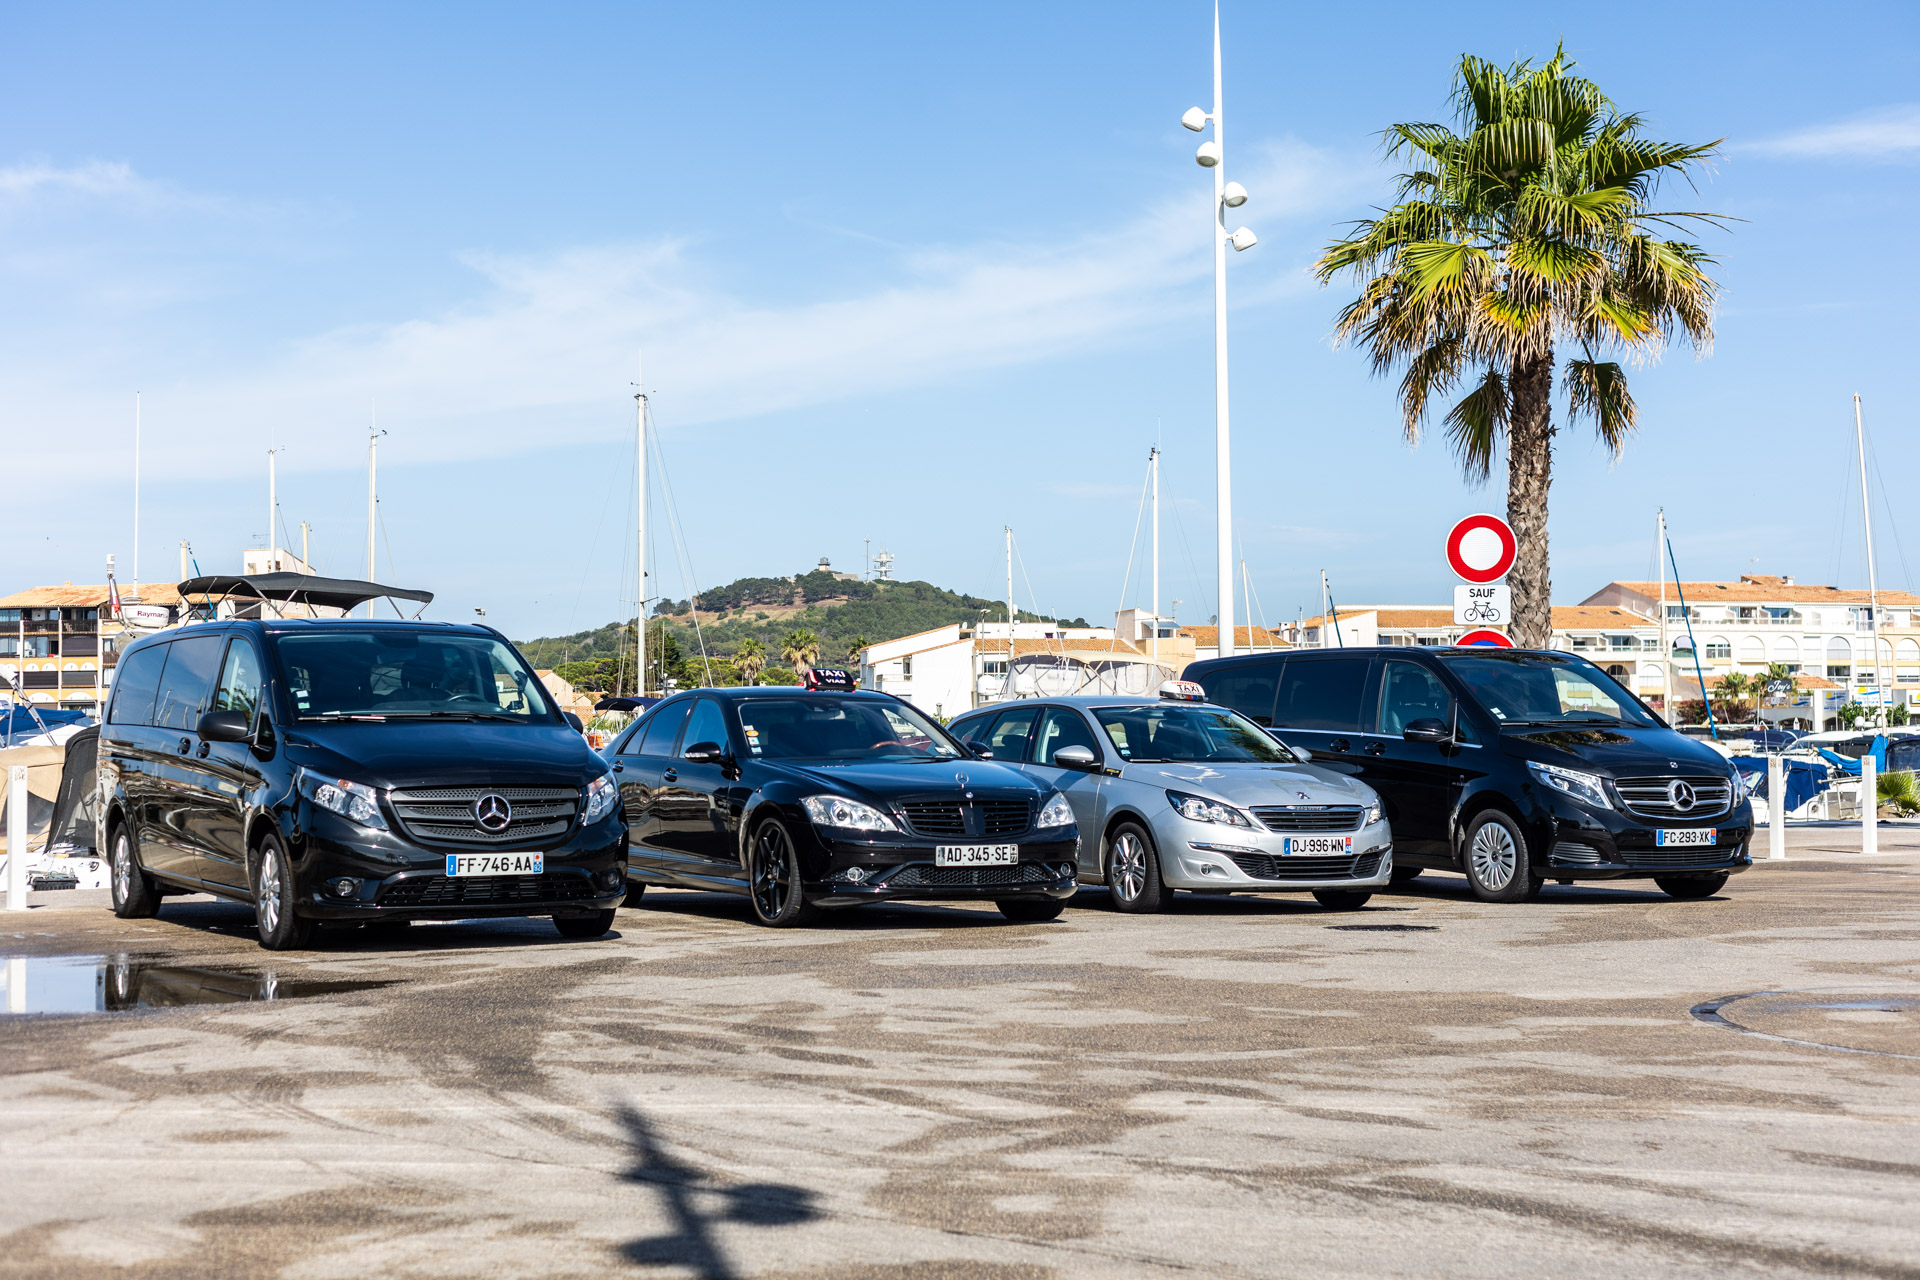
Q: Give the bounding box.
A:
[949,691,1392,912]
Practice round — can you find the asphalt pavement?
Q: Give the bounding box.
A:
[3,830,1918,1279]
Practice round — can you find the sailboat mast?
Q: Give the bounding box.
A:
[1855,393,1886,724]
[636,388,648,698]
[267,447,277,572]
[131,393,141,598]
[1657,508,1669,713]
[366,418,378,617]
[1150,446,1160,664]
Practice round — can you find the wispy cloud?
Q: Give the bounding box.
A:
[1745,105,1920,160]
[5,141,1373,479]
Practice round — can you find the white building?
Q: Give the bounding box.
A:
[859,621,1174,719]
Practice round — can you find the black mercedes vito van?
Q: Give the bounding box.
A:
[98,619,627,948]
[1187,646,1753,902]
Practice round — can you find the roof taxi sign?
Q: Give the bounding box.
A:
[802,667,857,692]
[1158,679,1208,702]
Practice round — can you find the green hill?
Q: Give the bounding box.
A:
[516,571,1089,696]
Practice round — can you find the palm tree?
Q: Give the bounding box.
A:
[781,629,821,676]
[1315,49,1721,647]
[844,635,872,665]
[733,639,766,686]
[1714,671,1754,723]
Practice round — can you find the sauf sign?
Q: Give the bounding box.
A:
[1446,514,1517,643]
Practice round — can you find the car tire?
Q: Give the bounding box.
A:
[1104,821,1166,913]
[622,879,646,904]
[1655,874,1729,900]
[253,833,315,951]
[747,818,816,928]
[1460,811,1543,903]
[555,909,618,938]
[997,898,1065,922]
[1313,889,1373,910]
[1389,865,1423,887]
[109,824,162,919]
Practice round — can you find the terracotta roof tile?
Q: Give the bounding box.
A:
[0,583,184,609]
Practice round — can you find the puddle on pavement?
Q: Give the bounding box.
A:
[1691,991,1920,1061]
[0,955,396,1015]
[1327,924,1439,932]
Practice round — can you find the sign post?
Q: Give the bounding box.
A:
[5,765,26,911]
[1445,514,1517,647]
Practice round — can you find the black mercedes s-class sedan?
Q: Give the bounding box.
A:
[604,671,1080,925]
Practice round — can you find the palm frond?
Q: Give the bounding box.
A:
[1564,358,1637,456]
[1442,370,1509,483]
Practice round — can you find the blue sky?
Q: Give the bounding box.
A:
[4,1,1917,639]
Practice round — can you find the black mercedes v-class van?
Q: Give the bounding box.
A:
[98,619,627,948]
[1186,646,1753,902]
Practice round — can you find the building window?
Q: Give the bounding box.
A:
[1570,636,1599,650]
[0,609,17,623]
[1416,635,1445,647]
[1828,665,1851,681]
[1704,639,1732,660]
[901,655,913,679]
[983,661,1007,675]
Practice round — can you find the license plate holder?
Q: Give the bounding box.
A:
[445,852,545,877]
[934,844,1018,867]
[1282,836,1354,856]
[1655,829,1716,848]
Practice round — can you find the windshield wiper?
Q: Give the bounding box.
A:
[308,711,387,722]
[377,711,527,723]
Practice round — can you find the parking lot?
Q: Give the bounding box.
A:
[4,828,1919,1279]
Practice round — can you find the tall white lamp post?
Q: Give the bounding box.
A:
[1183,3,1257,658]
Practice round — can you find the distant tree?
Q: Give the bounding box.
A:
[781,628,821,675]
[1837,701,1869,730]
[1315,48,1721,647]
[1674,700,1707,725]
[844,635,872,664]
[734,639,766,685]
[1713,672,1755,723]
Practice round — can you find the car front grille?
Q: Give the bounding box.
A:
[879,862,1059,888]
[1622,846,1740,868]
[388,785,579,847]
[1549,841,1605,866]
[1227,849,1385,881]
[1251,805,1365,832]
[376,872,599,907]
[1612,776,1733,821]
[897,799,1033,838]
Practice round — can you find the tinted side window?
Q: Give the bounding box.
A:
[635,700,691,758]
[1198,660,1283,725]
[680,699,729,755]
[108,643,169,726]
[985,706,1041,762]
[1273,658,1369,732]
[950,714,992,746]
[1377,661,1452,736]
[213,638,266,724]
[1035,707,1101,765]
[153,634,226,731]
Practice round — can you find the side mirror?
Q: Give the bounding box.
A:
[1052,745,1098,768]
[1290,745,1313,762]
[197,709,252,743]
[1403,718,1453,745]
[965,739,994,759]
[563,712,584,732]
[681,740,724,763]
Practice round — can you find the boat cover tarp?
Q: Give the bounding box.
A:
[594,696,659,713]
[44,726,100,856]
[0,743,67,859]
[177,573,434,612]
[1,705,89,742]
[1732,756,1830,813]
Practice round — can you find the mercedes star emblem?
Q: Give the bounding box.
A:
[1667,780,1697,812]
[473,793,513,832]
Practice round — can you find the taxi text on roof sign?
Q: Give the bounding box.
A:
[1159,680,1207,702]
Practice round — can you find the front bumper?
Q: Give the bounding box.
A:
[289,808,628,920]
[1153,811,1395,891]
[1538,794,1754,881]
[804,830,1081,907]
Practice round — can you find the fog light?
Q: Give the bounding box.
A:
[330,877,360,898]
[828,866,868,884]
[1199,863,1221,877]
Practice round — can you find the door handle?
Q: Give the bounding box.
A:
[611,760,624,772]
[176,737,192,755]
[1329,738,1351,753]
[196,742,212,759]
[662,768,678,782]
[1363,742,1385,756]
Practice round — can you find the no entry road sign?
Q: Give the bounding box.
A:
[1446,514,1517,584]
[1455,629,1513,648]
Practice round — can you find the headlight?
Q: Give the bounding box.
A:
[1166,789,1253,827]
[1365,799,1384,825]
[1527,761,1612,810]
[1036,793,1075,828]
[801,794,897,832]
[296,767,387,830]
[583,773,619,824]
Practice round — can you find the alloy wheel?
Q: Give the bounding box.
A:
[1469,822,1517,892]
[112,832,132,904]
[258,848,283,934]
[1111,832,1146,901]
[752,825,792,920]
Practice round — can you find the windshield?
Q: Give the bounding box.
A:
[1095,704,1297,764]
[1438,652,1658,728]
[735,696,962,761]
[273,630,554,721]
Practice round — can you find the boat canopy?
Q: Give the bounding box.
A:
[177,573,434,615]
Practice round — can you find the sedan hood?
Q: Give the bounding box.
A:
[284,720,606,790]
[1498,724,1732,778]
[1138,761,1374,807]
[763,758,1049,800]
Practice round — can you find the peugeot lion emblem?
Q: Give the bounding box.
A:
[1667,780,1697,812]
[474,793,513,832]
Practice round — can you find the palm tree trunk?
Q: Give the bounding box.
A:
[1505,351,1555,649]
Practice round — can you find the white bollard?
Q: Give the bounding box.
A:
[5,765,26,910]
[1768,754,1787,861]
[1862,753,1878,856]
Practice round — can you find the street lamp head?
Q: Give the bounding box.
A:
[1180,106,1208,132]
[1228,226,1258,252]
[1195,140,1221,168]
[1221,181,1248,208]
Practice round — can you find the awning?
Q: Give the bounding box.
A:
[177,573,434,613]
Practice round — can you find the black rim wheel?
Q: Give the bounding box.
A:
[751,823,795,921]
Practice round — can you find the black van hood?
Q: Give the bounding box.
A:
[1498,723,1731,778]
[284,721,605,789]
[762,758,1049,801]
